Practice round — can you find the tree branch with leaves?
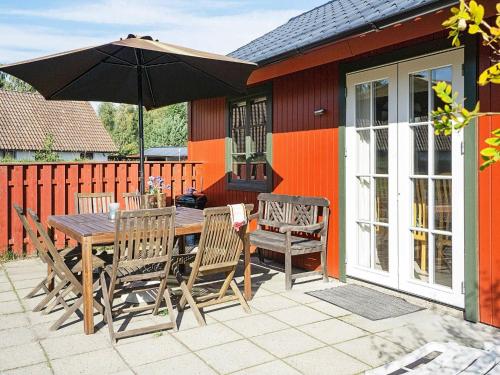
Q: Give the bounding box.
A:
[433,0,500,169]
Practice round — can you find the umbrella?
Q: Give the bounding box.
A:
[0,34,256,193]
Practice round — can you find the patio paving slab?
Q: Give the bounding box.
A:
[279,290,320,304]
[0,290,19,302]
[116,333,189,367]
[0,326,37,349]
[41,331,111,360]
[269,304,330,326]
[249,294,299,312]
[2,362,53,375]
[297,318,367,345]
[0,300,24,314]
[339,313,411,333]
[0,282,12,292]
[334,334,410,367]
[197,339,274,374]
[0,313,30,330]
[284,346,370,375]
[134,352,217,375]
[205,301,256,322]
[250,327,324,358]
[306,300,351,317]
[0,342,47,371]
[223,313,288,338]
[51,348,129,375]
[232,360,302,375]
[173,322,242,351]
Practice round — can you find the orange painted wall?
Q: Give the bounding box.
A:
[478,41,500,327]
[189,63,340,277]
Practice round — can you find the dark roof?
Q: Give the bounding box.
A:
[0,89,117,153]
[229,0,454,64]
[144,147,187,158]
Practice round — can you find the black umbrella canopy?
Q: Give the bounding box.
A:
[1,34,257,193]
[0,34,256,110]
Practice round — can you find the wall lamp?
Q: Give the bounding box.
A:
[314,108,326,116]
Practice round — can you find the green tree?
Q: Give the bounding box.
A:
[432,1,500,169]
[0,70,35,93]
[34,134,60,162]
[97,102,187,156]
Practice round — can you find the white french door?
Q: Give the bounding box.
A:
[345,49,465,307]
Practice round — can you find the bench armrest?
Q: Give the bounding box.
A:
[248,212,260,222]
[279,222,324,234]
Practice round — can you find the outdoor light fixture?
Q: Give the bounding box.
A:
[314,108,326,116]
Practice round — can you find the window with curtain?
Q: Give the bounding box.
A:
[227,87,272,191]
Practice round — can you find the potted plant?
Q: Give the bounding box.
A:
[145,176,170,208]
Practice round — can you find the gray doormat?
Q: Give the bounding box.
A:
[306,284,424,320]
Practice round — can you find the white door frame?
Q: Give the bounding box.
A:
[345,49,465,308]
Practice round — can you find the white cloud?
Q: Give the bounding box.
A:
[0,0,302,62]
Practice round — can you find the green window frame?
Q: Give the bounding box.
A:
[226,84,273,192]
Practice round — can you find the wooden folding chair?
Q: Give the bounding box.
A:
[13,204,75,309]
[75,192,114,214]
[123,192,143,210]
[99,207,177,343]
[26,209,105,330]
[178,205,253,327]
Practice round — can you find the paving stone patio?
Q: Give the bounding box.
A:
[0,257,499,375]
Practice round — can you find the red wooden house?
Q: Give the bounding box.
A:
[188,0,500,327]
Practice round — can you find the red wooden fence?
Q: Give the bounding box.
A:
[0,161,203,255]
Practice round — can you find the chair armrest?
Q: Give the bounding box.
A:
[278,222,324,234]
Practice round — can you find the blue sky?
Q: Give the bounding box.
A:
[0,0,326,64]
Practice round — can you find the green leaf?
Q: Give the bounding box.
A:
[485,137,500,146]
[480,147,497,157]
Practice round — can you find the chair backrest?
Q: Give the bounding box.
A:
[13,205,58,273]
[25,208,83,289]
[195,205,253,272]
[75,192,114,214]
[111,207,176,275]
[256,193,330,232]
[123,192,143,211]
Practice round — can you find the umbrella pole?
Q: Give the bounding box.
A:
[137,63,145,194]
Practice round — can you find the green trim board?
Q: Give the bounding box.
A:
[225,83,273,193]
[462,35,479,322]
[338,37,479,320]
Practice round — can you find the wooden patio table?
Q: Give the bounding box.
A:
[47,206,253,335]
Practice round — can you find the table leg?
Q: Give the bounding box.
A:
[178,235,186,274]
[244,234,252,301]
[47,226,55,291]
[82,239,95,335]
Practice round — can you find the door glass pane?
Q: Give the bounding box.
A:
[375,177,388,223]
[432,66,452,111]
[434,179,452,231]
[375,128,388,174]
[412,230,429,282]
[357,177,370,221]
[374,80,389,126]
[413,125,428,175]
[434,134,452,175]
[356,130,370,174]
[357,223,371,267]
[231,102,246,153]
[435,234,452,288]
[356,83,371,128]
[413,179,428,228]
[248,154,267,181]
[410,71,429,123]
[375,225,389,271]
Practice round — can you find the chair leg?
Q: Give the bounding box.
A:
[257,248,265,264]
[163,286,177,331]
[152,278,167,316]
[320,250,328,283]
[25,276,51,299]
[50,296,83,331]
[229,280,251,313]
[100,272,116,344]
[44,285,72,314]
[178,280,205,326]
[33,280,68,312]
[285,251,292,290]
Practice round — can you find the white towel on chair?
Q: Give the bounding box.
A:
[228,203,247,232]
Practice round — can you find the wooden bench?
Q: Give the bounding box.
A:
[249,193,330,290]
